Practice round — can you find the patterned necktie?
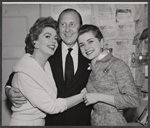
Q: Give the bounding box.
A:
[65,48,74,87]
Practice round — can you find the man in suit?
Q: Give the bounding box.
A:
[5,8,92,125]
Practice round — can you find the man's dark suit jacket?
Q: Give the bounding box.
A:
[46,42,92,125]
[6,41,92,126]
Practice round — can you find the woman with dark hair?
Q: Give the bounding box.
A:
[9,16,86,126]
[78,24,140,126]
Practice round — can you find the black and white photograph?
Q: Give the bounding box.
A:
[2,2,148,126]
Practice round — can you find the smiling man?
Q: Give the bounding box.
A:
[46,8,92,126]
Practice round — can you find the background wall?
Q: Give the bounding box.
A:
[2,3,148,125]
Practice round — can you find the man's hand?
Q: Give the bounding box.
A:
[5,87,27,108]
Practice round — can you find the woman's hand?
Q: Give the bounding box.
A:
[80,88,87,96]
[84,93,115,106]
[84,93,99,106]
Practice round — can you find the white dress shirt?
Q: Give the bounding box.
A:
[62,42,78,78]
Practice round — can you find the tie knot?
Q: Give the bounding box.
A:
[68,48,73,54]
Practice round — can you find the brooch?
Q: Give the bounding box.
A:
[87,63,92,70]
[103,68,109,73]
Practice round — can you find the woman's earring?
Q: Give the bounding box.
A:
[34,41,39,49]
[35,45,39,49]
[100,39,104,48]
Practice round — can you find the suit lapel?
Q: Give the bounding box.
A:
[49,42,65,86]
[68,48,90,88]
[49,42,90,89]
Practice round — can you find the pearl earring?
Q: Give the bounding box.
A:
[34,45,39,49]
[100,45,104,48]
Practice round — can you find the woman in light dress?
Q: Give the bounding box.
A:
[9,16,86,126]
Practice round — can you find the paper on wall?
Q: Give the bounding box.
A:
[51,4,78,20]
[133,4,143,21]
[96,4,116,26]
[140,4,148,30]
[78,5,95,25]
[111,39,136,55]
[77,4,92,16]
[135,18,143,35]
[82,16,96,25]
[144,4,148,11]
[116,9,132,23]
[141,4,148,20]
[142,17,148,30]
[116,22,136,39]
[99,24,116,39]
[51,4,94,25]
[115,4,143,22]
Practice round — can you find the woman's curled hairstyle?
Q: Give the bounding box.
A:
[25,16,58,54]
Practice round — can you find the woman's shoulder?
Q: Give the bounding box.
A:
[112,56,127,65]
[111,56,130,70]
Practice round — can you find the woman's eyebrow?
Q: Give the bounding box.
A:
[44,32,51,35]
[87,38,94,41]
